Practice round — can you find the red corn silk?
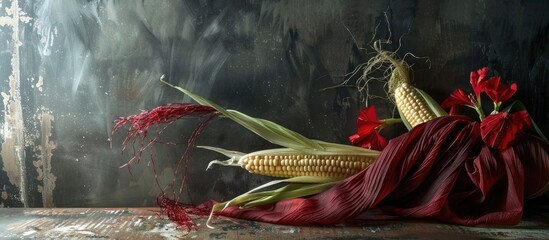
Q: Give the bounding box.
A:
[156,195,215,231]
[349,106,387,150]
[157,194,198,231]
[112,103,219,167]
[480,111,531,150]
[217,116,549,226]
[112,103,219,229]
[113,103,218,145]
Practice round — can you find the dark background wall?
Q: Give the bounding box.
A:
[1,0,548,208]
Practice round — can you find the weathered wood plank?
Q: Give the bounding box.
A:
[1,208,548,239]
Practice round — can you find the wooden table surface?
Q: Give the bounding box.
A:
[1,208,548,239]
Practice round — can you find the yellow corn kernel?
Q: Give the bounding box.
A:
[240,152,375,178]
[394,82,437,127]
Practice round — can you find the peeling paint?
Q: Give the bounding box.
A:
[3,3,31,24]
[2,95,26,190]
[0,0,28,207]
[39,111,56,207]
[30,109,57,207]
[35,76,44,92]
[0,93,8,108]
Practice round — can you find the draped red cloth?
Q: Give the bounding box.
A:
[217,116,549,226]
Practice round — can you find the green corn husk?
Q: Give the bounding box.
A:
[160,78,380,228]
[206,176,342,228]
[162,79,324,153]
[161,78,379,156]
[417,88,448,118]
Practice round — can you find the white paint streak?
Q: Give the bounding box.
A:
[22,230,37,237]
[51,225,95,235]
[147,222,182,240]
[133,218,142,227]
[39,111,56,207]
[0,92,8,111]
[119,221,128,228]
[0,0,28,207]
[36,76,44,92]
[9,219,36,230]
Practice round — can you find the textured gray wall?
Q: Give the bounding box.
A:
[1,0,548,207]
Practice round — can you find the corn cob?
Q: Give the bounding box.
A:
[393,82,437,127]
[201,146,378,178]
[240,149,375,178]
[374,51,445,128]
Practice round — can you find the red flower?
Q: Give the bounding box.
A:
[470,67,490,97]
[441,88,473,115]
[349,106,387,150]
[480,110,531,149]
[349,131,388,151]
[483,76,517,104]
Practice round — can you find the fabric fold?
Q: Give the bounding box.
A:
[217,116,549,226]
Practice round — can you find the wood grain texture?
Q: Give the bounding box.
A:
[1,208,548,239]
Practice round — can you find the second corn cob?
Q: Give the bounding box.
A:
[376,51,446,128]
[201,146,379,178]
[240,149,376,178]
[393,82,437,127]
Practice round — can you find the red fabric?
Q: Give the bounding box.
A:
[217,116,549,226]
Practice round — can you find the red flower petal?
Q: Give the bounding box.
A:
[470,67,490,97]
[441,89,473,115]
[447,106,460,116]
[349,106,387,150]
[356,106,383,135]
[480,111,531,149]
[349,131,388,151]
[483,76,517,103]
[498,83,517,102]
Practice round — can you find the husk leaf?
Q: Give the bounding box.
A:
[416,88,448,117]
[161,79,325,153]
[206,176,342,228]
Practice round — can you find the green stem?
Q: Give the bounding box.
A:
[381,118,403,125]
[493,101,501,113]
[475,107,485,120]
[475,96,486,120]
